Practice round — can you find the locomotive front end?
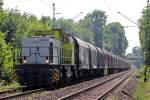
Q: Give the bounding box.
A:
[15,36,60,87]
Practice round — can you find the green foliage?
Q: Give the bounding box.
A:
[56,18,74,29]
[103,22,128,56]
[126,46,143,58]
[40,16,51,26]
[134,68,150,100]
[0,32,13,83]
[139,5,150,65]
[0,0,3,10]
[0,9,51,46]
[78,17,94,44]
[80,10,107,47]
[56,18,94,44]
[0,81,20,91]
[132,46,143,57]
[0,8,51,84]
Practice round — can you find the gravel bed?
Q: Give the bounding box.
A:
[116,73,138,100]
[106,71,138,100]
[70,72,131,100]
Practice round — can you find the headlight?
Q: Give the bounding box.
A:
[45,59,49,64]
[23,57,27,64]
[45,56,49,64]
[23,59,27,64]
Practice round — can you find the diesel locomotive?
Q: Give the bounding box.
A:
[14,28,131,87]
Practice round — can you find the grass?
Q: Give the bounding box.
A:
[134,70,150,100]
[0,81,20,92]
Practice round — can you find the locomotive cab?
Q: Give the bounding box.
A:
[15,36,61,87]
[21,36,60,65]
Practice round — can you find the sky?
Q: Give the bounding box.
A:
[3,0,147,53]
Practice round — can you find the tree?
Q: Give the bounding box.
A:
[56,18,94,44]
[103,22,128,56]
[0,9,22,43]
[79,10,107,47]
[56,18,74,32]
[0,0,3,10]
[0,32,13,83]
[0,9,51,46]
[139,5,150,66]
[0,8,52,83]
[40,16,51,27]
[132,46,143,57]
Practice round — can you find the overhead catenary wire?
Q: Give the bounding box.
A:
[40,0,53,8]
[60,0,80,13]
[123,26,139,28]
[59,0,83,22]
[3,0,29,5]
[103,0,118,21]
[103,0,112,12]
[103,0,139,28]
[118,12,138,26]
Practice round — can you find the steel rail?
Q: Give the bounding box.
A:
[0,86,27,94]
[58,70,132,100]
[0,88,45,100]
[96,72,132,100]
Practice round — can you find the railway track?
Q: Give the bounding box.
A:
[26,70,132,100]
[0,88,45,100]
[0,71,132,100]
[58,70,132,100]
[0,87,26,98]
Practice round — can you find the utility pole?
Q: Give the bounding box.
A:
[144,0,149,81]
[52,3,56,29]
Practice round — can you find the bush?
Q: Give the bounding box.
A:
[0,32,13,84]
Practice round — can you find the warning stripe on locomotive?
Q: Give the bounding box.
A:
[12,71,18,80]
[52,69,60,82]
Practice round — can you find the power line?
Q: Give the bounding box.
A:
[40,0,53,8]
[59,0,83,22]
[4,0,29,5]
[108,0,118,12]
[118,12,138,26]
[103,0,119,22]
[61,0,79,12]
[71,12,83,21]
[123,26,139,28]
[103,0,112,11]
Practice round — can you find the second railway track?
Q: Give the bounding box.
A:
[0,88,45,100]
[58,70,132,100]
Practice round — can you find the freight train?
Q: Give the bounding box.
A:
[14,28,131,87]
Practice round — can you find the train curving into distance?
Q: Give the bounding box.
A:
[14,28,131,87]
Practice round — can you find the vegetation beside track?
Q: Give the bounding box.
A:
[134,67,150,100]
[0,81,20,92]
